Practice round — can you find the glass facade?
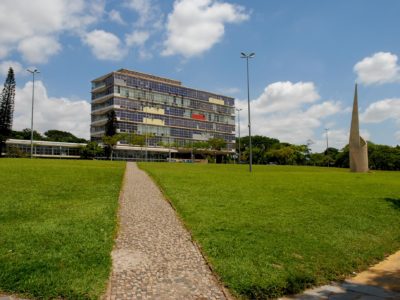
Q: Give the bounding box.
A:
[6,141,82,157]
[91,69,236,152]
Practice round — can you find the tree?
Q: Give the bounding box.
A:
[334,146,349,168]
[126,133,145,146]
[208,138,227,150]
[105,110,117,137]
[6,145,27,158]
[207,138,227,163]
[10,128,87,143]
[11,128,44,140]
[266,146,297,165]
[238,135,280,163]
[44,129,87,143]
[80,142,103,159]
[368,143,400,170]
[103,110,118,158]
[333,143,400,170]
[102,134,124,160]
[126,133,145,159]
[192,141,209,149]
[0,68,16,156]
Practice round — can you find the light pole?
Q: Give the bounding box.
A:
[168,102,177,162]
[145,125,148,162]
[236,108,242,163]
[306,139,314,154]
[306,139,314,165]
[325,128,329,150]
[325,128,329,167]
[167,106,171,162]
[27,69,40,159]
[241,52,255,172]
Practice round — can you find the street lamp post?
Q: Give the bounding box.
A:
[168,102,177,162]
[241,52,255,172]
[145,125,148,162]
[325,128,329,167]
[167,106,171,162]
[325,128,329,150]
[236,108,242,163]
[27,69,40,159]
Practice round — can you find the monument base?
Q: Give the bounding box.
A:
[350,137,368,173]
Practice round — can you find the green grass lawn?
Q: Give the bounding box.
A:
[0,159,125,300]
[140,163,400,299]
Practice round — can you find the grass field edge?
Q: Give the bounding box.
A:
[137,163,238,300]
[101,161,128,300]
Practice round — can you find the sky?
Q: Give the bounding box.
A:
[1,0,400,152]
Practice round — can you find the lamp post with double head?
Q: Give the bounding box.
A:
[240,52,255,172]
[236,108,242,163]
[27,69,40,159]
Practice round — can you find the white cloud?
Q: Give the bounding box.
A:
[361,98,400,123]
[122,0,163,59]
[162,0,249,57]
[354,52,400,85]
[395,131,400,142]
[0,46,9,59]
[109,9,126,25]
[0,0,105,63]
[17,36,61,64]
[13,81,90,139]
[253,81,320,113]
[124,0,157,27]
[125,30,151,60]
[217,87,240,95]
[305,101,342,119]
[236,81,345,151]
[83,30,127,61]
[250,110,321,144]
[0,60,24,77]
[138,49,153,60]
[125,30,150,47]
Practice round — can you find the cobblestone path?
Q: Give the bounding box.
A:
[104,162,227,300]
[0,296,29,300]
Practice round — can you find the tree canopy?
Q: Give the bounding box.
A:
[43,130,87,143]
[102,133,124,160]
[236,135,400,171]
[11,128,88,143]
[80,142,103,159]
[0,67,16,155]
[208,138,227,151]
[105,110,117,137]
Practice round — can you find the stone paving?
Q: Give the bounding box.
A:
[279,251,400,300]
[103,162,227,300]
[0,296,29,300]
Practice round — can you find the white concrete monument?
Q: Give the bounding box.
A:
[349,84,368,172]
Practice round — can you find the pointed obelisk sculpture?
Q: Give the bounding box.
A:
[349,84,368,172]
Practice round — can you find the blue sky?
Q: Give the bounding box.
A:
[1,0,400,151]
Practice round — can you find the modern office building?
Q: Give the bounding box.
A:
[90,69,236,161]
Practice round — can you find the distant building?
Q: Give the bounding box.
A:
[90,69,236,161]
[5,139,85,158]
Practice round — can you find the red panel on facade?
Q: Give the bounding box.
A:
[192,113,205,120]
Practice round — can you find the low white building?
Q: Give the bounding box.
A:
[5,139,86,158]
